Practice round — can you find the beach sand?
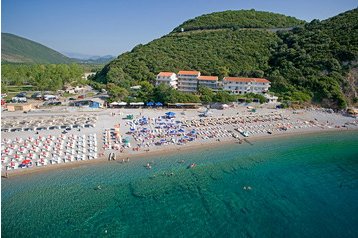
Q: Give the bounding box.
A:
[2,105,357,177]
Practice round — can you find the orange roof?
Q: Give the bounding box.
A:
[223,77,270,83]
[198,76,218,81]
[178,70,200,76]
[158,72,175,77]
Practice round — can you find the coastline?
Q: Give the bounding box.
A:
[3,127,357,178]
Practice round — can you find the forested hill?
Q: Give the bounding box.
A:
[94,9,358,109]
[95,10,302,85]
[1,33,73,64]
[268,8,358,108]
[172,10,305,32]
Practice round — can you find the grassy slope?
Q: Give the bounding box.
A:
[1,33,73,64]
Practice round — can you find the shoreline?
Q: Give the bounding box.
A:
[3,127,357,178]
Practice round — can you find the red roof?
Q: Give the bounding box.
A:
[198,76,218,81]
[158,72,175,77]
[178,70,200,76]
[223,77,270,83]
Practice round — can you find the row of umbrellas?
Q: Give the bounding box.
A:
[146,102,163,107]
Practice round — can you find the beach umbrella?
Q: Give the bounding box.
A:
[146,102,154,107]
[155,102,163,107]
[165,112,176,118]
[22,159,32,164]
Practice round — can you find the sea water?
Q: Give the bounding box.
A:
[2,131,358,238]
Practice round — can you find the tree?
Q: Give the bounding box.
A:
[198,86,214,103]
[213,90,236,103]
[107,83,129,102]
[136,81,154,102]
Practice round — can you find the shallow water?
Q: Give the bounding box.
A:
[2,131,358,237]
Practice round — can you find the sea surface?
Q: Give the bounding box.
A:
[2,131,358,238]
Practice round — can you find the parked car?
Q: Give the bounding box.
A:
[43,95,58,101]
[31,92,43,99]
[78,95,85,99]
[16,92,27,98]
[12,97,27,103]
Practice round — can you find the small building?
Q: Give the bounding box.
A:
[83,72,96,79]
[265,94,278,103]
[197,75,219,91]
[70,99,103,108]
[177,70,201,93]
[6,103,33,112]
[156,72,178,89]
[223,77,271,95]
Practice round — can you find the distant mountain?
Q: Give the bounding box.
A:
[72,55,115,64]
[1,33,73,64]
[62,52,95,60]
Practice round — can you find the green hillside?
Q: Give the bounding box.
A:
[1,33,73,64]
[172,9,305,32]
[268,8,358,108]
[96,29,279,87]
[94,9,358,109]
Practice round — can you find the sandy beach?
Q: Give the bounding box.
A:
[2,104,358,177]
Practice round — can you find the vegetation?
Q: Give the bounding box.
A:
[1,33,73,64]
[1,64,84,92]
[172,10,305,32]
[93,8,357,109]
[95,29,278,84]
[237,93,267,104]
[268,8,358,108]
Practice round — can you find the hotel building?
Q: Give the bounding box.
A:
[197,76,220,91]
[223,77,270,95]
[177,70,201,92]
[156,72,178,89]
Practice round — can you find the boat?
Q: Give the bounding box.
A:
[145,163,152,169]
[187,163,196,169]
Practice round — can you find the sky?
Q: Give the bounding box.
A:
[1,0,357,57]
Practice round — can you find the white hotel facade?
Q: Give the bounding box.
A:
[177,70,201,92]
[222,77,270,95]
[155,71,271,95]
[155,72,178,89]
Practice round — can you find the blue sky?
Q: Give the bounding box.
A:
[2,0,357,56]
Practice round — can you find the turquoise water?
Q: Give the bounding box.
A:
[2,131,358,238]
